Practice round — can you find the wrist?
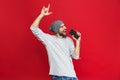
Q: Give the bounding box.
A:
[39,14,45,17]
[76,39,81,42]
[76,40,80,43]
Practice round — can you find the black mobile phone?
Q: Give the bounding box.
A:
[69,29,80,39]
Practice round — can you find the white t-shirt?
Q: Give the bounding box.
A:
[30,26,79,77]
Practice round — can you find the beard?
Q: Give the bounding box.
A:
[58,32,67,38]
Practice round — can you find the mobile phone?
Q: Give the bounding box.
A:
[69,29,80,39]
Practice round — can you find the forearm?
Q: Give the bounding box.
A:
[74,40,80,56]
[31,14,44,27]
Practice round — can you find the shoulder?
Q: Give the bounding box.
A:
[66,37,73,42]
[66,37,72,40]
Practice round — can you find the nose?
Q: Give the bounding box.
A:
[64,26,67,29]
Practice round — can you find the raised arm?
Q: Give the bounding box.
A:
[73,32,81,58]
[69,32,81,59]
[30,4,52,45]
[31,4,52,27]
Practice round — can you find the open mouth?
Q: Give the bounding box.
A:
[63,30,66,33]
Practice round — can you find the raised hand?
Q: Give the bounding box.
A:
[72,32,81,41]
[41,4,52,16]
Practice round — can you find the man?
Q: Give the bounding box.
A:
[30,4,81,80]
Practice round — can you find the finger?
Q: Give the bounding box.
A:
[49,12,52,15]
[47,12,52,15]
[42,6,45,9]
[42,6,46,11]
[47,4,50,10]
[72,35,76,40]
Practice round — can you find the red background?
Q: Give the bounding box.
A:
[0,0,120,80]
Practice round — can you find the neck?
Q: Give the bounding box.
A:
[56,34,63,38]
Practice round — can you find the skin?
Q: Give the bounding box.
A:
[31,4,81,56]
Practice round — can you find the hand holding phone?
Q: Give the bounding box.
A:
[69,29,80,39]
